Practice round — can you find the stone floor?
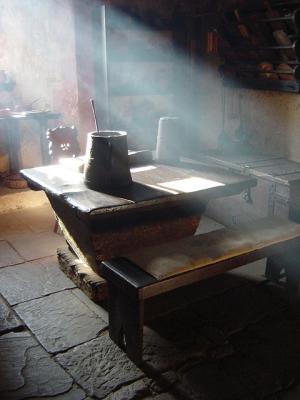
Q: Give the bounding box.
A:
[1,202,300,400]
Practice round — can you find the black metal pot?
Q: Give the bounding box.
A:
[84,131,132,191]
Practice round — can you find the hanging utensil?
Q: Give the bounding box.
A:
[25,98,41,110]
[90,98,100,133]
[234,9,249,38]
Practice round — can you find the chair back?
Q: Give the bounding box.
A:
[47,125,80,164]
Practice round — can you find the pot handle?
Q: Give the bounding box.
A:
[106,142,113,171]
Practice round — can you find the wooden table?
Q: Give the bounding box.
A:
[0,111,61,171]
[192,152,300,226]
[21,160,256,271]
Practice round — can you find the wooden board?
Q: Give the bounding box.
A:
[249,162,300,177]
[125,218,300,281]
[198,153,300,185]
[196,152,283,172]
[21,162,256,216]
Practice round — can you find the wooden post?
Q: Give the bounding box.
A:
[108,283,144,365]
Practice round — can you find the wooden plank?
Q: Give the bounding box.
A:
[272,172,300,185]
[131,163,255,189]
[195,154,300,189]
[18,165,149,196]
[192,154,282,174]
[141,238,300,299]
[198,154,300,181]
[199,152,282,166]
[251,172,300,186]
[22,163,255,216]
[125,218,300,281]
[63,182,165,213]
[239,159,287,168]
[250,162,300,177]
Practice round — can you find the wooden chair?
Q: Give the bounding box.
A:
[47,125,80,164]
[47,125,80,232]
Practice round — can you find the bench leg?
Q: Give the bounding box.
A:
[268,247,300,304]
[107,283,144,365]
[265,257,284,282]
[284,249,300,302]
[266,251,300,306]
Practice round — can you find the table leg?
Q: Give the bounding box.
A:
[6,119,20,173]
[36,117,50,165]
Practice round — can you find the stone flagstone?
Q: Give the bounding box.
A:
[25,384,87,400]
[14,289,107,353]
[0,257,75,305]
[0,296,24,334]
[2,203,300,400]
[102,378,152,400]
[190,283,286,338]
[55,334,144,399]
[142,326,192,372]
[175,361,253,400]
[0,331,73,400]
[0,212,33,240]
[8,231,65,260]
[14,204,56,233]
[144,395,177,400]
[0,240,24,267]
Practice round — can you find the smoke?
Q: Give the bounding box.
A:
[75,2,223,154]
[0,0,225,158]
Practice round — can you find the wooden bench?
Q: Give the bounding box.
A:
[100,217,300,364]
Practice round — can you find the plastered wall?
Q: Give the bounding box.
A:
[195,55,300,162]
[0,0,78,167]
[1,0,300,167]
[0,0,78,123]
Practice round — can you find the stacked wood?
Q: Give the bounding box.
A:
[5,173,28,189]
[57,247,107,303]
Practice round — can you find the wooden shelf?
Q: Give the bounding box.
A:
[224,77,300,92]
[109,86,173,97]
[218,2,300,93]
[108,51,173,63]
